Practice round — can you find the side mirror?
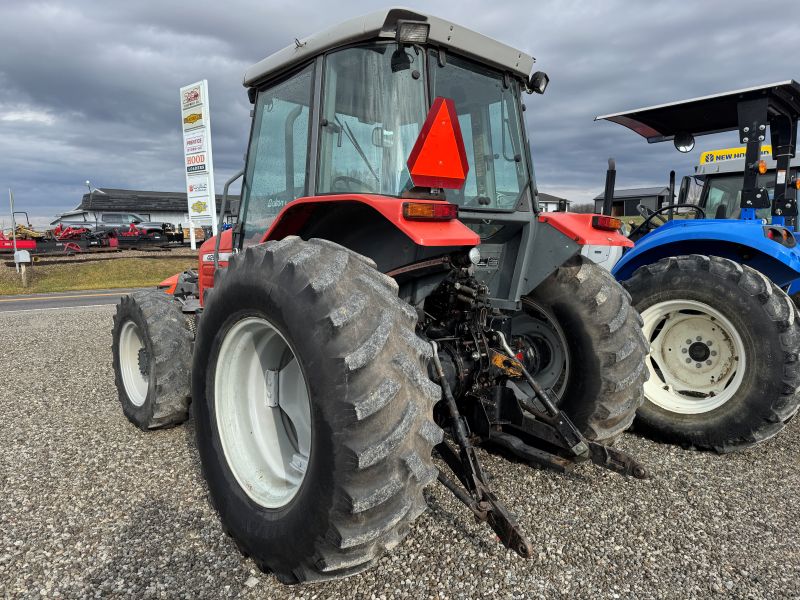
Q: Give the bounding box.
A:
[372,126,395,148]
[529,71,549,95]
[674,131,695,153]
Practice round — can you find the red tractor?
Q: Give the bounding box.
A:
[112,9,647,583]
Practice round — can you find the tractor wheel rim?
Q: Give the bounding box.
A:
[119,320,149,407]
[641,299,746,414]
[214,316,312,509]
[511,299,570,400]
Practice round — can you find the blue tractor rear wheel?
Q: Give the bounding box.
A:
[623,254,800,452]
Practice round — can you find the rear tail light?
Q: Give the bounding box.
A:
[764,226,797,247]
[591,215,622,231]
[402,201,458,221]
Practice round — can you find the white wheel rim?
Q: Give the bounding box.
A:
[214,316,312,509]
[119,320,149,407]
[641,299,746,414]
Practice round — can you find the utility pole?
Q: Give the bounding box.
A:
[9,189,18,273]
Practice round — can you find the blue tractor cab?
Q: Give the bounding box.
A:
[674,148,800,294]
[595,81,800,452]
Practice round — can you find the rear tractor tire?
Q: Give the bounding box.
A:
[111,289,193,429]
[191,237,442,583]
[511,254,648,442]
[623,255,800,452]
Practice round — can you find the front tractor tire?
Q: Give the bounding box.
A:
[623,255,800,452]
[191,237,442,583]
[111,289,193,429]
[512,255,648,442]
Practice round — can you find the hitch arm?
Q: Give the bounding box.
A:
[430,342,533,559]
[494,332,648,480]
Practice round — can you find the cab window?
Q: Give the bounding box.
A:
[317,44,426,196]
[702,172,793,220]
[429,51,530,210]
[241,64,314,246]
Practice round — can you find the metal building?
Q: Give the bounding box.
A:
[592,186,670,216]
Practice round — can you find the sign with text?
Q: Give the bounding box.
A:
[179,80,217,233]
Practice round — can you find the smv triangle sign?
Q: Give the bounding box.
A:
[407,97,469,189]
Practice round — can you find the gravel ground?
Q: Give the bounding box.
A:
[1,306,799,599]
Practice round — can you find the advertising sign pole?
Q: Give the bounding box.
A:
[180,80,218,250]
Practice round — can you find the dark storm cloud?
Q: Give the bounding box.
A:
[0,0,796,222]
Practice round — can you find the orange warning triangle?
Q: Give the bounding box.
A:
[407,97,469,189]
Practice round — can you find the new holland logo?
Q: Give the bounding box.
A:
[191,200,208,214]
[699,145,772,164]
[184,113,202,125]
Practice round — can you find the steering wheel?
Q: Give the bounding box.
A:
[332,175,377,194]
[629,203,706,239]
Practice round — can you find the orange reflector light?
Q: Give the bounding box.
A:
[765,226,797,247]
[591,215,622,231]
[402,201,458,221]
[757,160,768,174]
[795,179,800,190]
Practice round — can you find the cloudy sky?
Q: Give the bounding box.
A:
[0,0,797,223]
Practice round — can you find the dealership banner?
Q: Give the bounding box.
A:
[180,80,217,235]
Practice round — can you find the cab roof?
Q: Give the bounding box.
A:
[595,80,800,143]
[243,7,536,87]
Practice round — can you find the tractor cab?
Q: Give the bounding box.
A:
[209,8,633,310]
[236,9,540,246]
[680,146,800,222]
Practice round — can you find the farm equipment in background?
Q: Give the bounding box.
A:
[110,8,648,583]
[592,81,800,452]
[115,221,165,249]
[0,219,119,255]
[0,229,36,253]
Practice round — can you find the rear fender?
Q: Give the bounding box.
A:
[158,273,180,295]
[612,219,800,286]
[538,213,634,247]
[262,195,479,274]
[264,194,479,247]
[514,213,633,299]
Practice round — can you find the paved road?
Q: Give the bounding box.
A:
[0,288,144,313]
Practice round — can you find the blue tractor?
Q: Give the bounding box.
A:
[595,81,800,452]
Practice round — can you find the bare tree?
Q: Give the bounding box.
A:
[570,203,596,214]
